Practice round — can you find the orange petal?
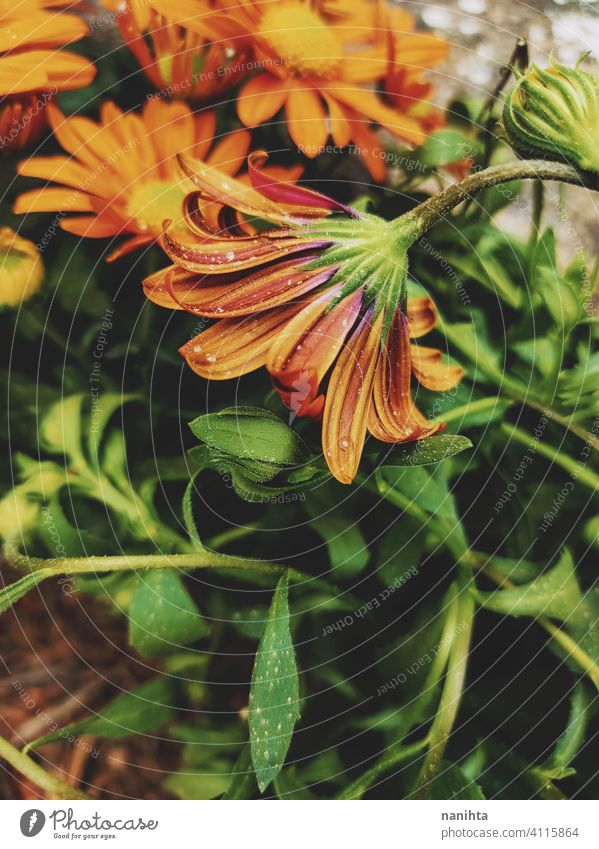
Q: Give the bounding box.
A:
[407,296,437,337]
[144,257,335,317]
[179,299,314,379]
[326,85,425,145]
[285,87,329,155]
[206,129,251,175]
[267,287,363,417]
[322,310,383,484]
[369,310,441,443]
[13,187,93,214]
[410,345,464,391]
[237,75,288,127]
[342,110,386,182]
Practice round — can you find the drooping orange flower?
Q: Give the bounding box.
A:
[13,99,261,260]
[104,0,249,101]
[179,0,447,180]
[143,152,463,483]
[0,1,95,153]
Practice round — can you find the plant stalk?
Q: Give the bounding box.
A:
[0,735,89,800]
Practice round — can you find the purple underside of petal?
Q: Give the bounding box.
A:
[248,152,362,218]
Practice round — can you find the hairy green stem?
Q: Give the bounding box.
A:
[2,543,358,608]
[397,160,597,237]
[0,735,89,800]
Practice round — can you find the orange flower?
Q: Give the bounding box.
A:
[13,99,258,261]
[106,0,249,101]
[0,1,95,153]
[383,7,447,134]
[187,0,446,180]
[0,1,95,96]
[143,152,463,483]
[0,94,50,154]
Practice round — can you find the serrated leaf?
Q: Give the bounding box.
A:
[249,574,300,792]
[25,677,174,752]
[386,435,472,467]
[474,550,582,623]
[128,570,210,656]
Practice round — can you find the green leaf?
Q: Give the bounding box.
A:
[249,574,300,792]
[39,394,85,463]
[189,406,306,466]
[0,569,52,615]
[414,129,478,169]
[386,435,473,466]
[532,683,592,786]
[87,393,139,470]
[39,493,113,557]
[474,550,583,623]
[310,515,370,579]
[129,570,210,656]
[25,677,174,752]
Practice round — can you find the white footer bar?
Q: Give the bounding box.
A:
[2,800,597,848]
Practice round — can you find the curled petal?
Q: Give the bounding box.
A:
[177,153,303,224]
[267,287,363,418]
[165,261,337,317]
[411,345,464,391]
[179,298,320,379]
[370,310,442,443]
[162,225,332,275]
[407,296,437,338]
[322,310,383,484]
[248,151,359,218]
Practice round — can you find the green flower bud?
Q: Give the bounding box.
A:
[503,60,599,173]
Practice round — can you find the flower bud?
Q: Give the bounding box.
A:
[503,61,599,174]
[0,227,43,308]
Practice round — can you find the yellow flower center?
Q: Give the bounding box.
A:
[260,3,343,79]
[126,180,186,233]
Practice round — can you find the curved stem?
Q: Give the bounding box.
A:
[412,578,475,796]
[501,422,599,492]
[397,160,597,237]
[2,543,358,608]
[4,544,281,577]
[0,734,89,800]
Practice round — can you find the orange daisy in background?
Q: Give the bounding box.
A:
[143,152,463,483]
[103,0,249,101]
[383,7,448,134]
[13,99,258,261]
[186,0,448,180]
[0,1,95,153]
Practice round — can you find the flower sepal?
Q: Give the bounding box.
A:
[503,60,599,174]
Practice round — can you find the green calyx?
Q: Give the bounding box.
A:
[304,211,419,342]
[503,60,599,174]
